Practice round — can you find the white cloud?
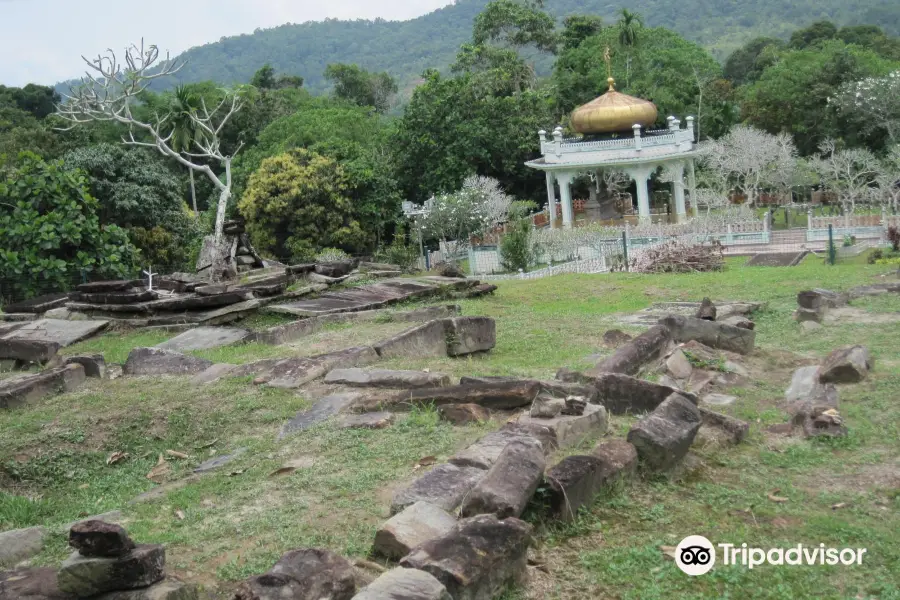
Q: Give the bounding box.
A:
[0,0,451,86]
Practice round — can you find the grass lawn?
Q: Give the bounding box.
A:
[2,254,899,599]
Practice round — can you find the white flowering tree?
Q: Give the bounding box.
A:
[696,125,797,207]
[418,175,512,261]
[810,140,881,212]
[833,71,900,145]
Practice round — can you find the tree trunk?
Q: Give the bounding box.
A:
[214,159,232,243]
[189,169,198,216]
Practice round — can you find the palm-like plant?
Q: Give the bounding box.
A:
[169,85,203,215]
[617,9,643,47]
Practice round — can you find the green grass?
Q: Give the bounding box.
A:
[2,256,899,598]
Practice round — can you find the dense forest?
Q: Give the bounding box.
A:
[3,0,900,298]
[53,0,900,95]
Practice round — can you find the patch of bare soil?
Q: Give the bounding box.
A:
[800,454,900,494]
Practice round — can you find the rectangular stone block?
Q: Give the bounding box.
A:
[374,502,458,560]
[626,393,702,472]
[352,567,451,600]
[658,315,756,355]
[460,438,545,519]
[444,317,496,356]
[58,544,165,597]
[400,515,531,600]
[396,380,540,412]
[449,423,554,470]
[514,404,608,449]
[374,321,448,359]
[586,324,671,377]
[324,368,451,389]
[391,463,487,515]
[0,364,85,409]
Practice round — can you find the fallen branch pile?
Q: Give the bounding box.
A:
[628,239,725,273]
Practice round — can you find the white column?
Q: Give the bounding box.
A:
[544,171,558,226]
[672,162,687,223]
[557,172,575,229]
[626,167,654,224]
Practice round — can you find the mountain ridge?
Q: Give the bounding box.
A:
[56,0,900,93]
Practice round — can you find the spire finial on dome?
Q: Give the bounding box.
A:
[603,45,614,91]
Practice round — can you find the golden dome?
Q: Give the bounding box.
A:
[571,78,658,135]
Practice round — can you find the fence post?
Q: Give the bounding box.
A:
[621,230,629,272]
[828,224,836,265]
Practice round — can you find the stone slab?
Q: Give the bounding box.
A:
[0,567,74,600]
[338,412,395,429]
[193,448,247,474]
[399,515,531,600]
[123,348,213,376]
[514,404,608,449]
[460,438,545,519]
[0,338,61,364]
[374,321,448,359]
[0,364,86,409]
[445,317,496,356]
[57,544,165,596]
[627,393,702,472]
[265,347,378,389]
[64,354,106,378]
[324,368,451,389]
[155,327,250,352]
[449,423,555,471]
[745,251,807,267]
[268,280,440,318]
[374,502,458,560]
[1,319,109,347]
[280,393,361,437]
[0,526,47,568]
[392,380,541,412]
[190,363,237,385]
[2,292,70,314]
[352,567,451,600]
[659,315,756,355]
[391,463,487,515]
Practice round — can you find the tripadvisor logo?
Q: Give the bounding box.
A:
[675,536,867,576]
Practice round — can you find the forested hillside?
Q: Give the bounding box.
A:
[56,0,900,93]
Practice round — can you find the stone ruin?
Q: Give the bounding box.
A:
[1,520,198,599]
[0,285,884,599]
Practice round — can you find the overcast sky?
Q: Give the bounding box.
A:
[0,0,453,87]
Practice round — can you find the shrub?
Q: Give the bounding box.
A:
[500,201,536,273]
[375,236,420,271]
[888,226,900,252]
[868,249,884,264]
[0,153,139,302]
[239,149,368,262]
[314,248,351,263]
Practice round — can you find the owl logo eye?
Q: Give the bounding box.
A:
[680,546,712,565]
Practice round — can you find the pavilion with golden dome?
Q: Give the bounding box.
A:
[526,71,697,227]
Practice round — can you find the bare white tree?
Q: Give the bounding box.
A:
[696,125,797,208]
[811,140,881,212]
[55,40,245,278]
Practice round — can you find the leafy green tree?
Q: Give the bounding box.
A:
[0,84,60,119]
[837,25,900,60]
[238,148,367,261]
[324,64,398,113]
[251,64,278,89]
[741,40,897,153]
[472,0,558,53]
[394,69,553,203]
[231,96,400,245]
[0,153,139,300]
[63,144,200,269]
[553,27,721,128]
[789,20,838,49]
[723,37,786,85]
[560,15,604,51]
